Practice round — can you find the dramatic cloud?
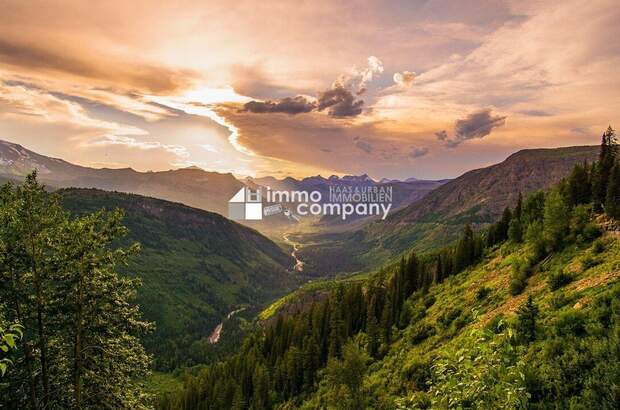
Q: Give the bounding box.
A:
[242,96,316,114]
[393,71,416,88]
[436,109,506,147]
[0,0,616,179]
[409,147,429,158]
[317,85,364,117]
[239,56,382,118]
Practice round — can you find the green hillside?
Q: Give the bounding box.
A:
[159,226,620,409]
[298,146,599,276]
[157,133,620,409]
[60,188,300,369]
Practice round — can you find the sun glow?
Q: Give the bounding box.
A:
[145,86,255,156]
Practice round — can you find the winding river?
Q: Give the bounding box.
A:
[282,233,304,272]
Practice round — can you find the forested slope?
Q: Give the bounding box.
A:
[158,130,620,409]
[60,188,299,369]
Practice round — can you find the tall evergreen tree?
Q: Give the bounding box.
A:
[516,295,539,344]
[567,163,592,206]
[593,126,618,209]
[605,163,620,219]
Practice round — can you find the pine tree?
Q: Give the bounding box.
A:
[516,295,539,344]
[567,163,591,206]
[454,224,475,272]
[605,163,620,219]
[593,126,618,209]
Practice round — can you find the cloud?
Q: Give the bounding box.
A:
[409,147,429,158]
[242,96,316,114]
[317,85,364,117]
[435,130,449,141]
[393,71,416,88]
[356,56,384,94]
[87,135,189,157]
[353,136,373,153]
[436,109,506,147]
[518,110,552,117]
[0,39,196,94]
[236,56,381,118]
[243,83,366,118]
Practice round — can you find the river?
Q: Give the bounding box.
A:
[207,307,246,344]
[282,233,304,272]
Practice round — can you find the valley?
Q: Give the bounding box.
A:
[1,137,619,409]
[2,3,618,409]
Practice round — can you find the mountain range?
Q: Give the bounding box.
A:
[297,145,600,274]
[0,139,445,223]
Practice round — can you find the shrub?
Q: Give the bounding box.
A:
[591,239,605,254]
[475,286,492,301]
[402,358,432,391]
[453,311,473,331]
[438,307,462,328]
[423,294,436,309]
[410,322,435,345]
[553,310,587,337]
[549,292,572,310]
[581,255,600,271]
[510,274,527,296]
[548,269,573,291]
[485,314,507,334]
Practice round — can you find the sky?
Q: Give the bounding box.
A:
[0,0,618,180]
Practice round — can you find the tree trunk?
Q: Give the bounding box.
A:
[73,266,84,408]
[27,213,50,407]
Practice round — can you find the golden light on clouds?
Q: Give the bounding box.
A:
[0,0,618,179]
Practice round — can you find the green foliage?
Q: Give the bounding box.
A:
[592,126,618,209]
[159,129,620,408]
[567,163,592,206]
[516,296,539,344]
[543,189,571,251]
[509,257,534,296]
[547,269,573,291]
[0,173,152,409]
[592,238,606,254]
[323,340,370,409]
[605,163,620,219]
[476,286,492,301]
[61,188,298,370]
[0,320,22,377]
[423,323,528,409]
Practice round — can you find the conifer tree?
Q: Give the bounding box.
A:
[605,163,620,219]
[516,295,539,344]
[567,163,591,206]
[593,126,618,209]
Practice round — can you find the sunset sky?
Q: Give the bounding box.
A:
[0,0,618,179]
